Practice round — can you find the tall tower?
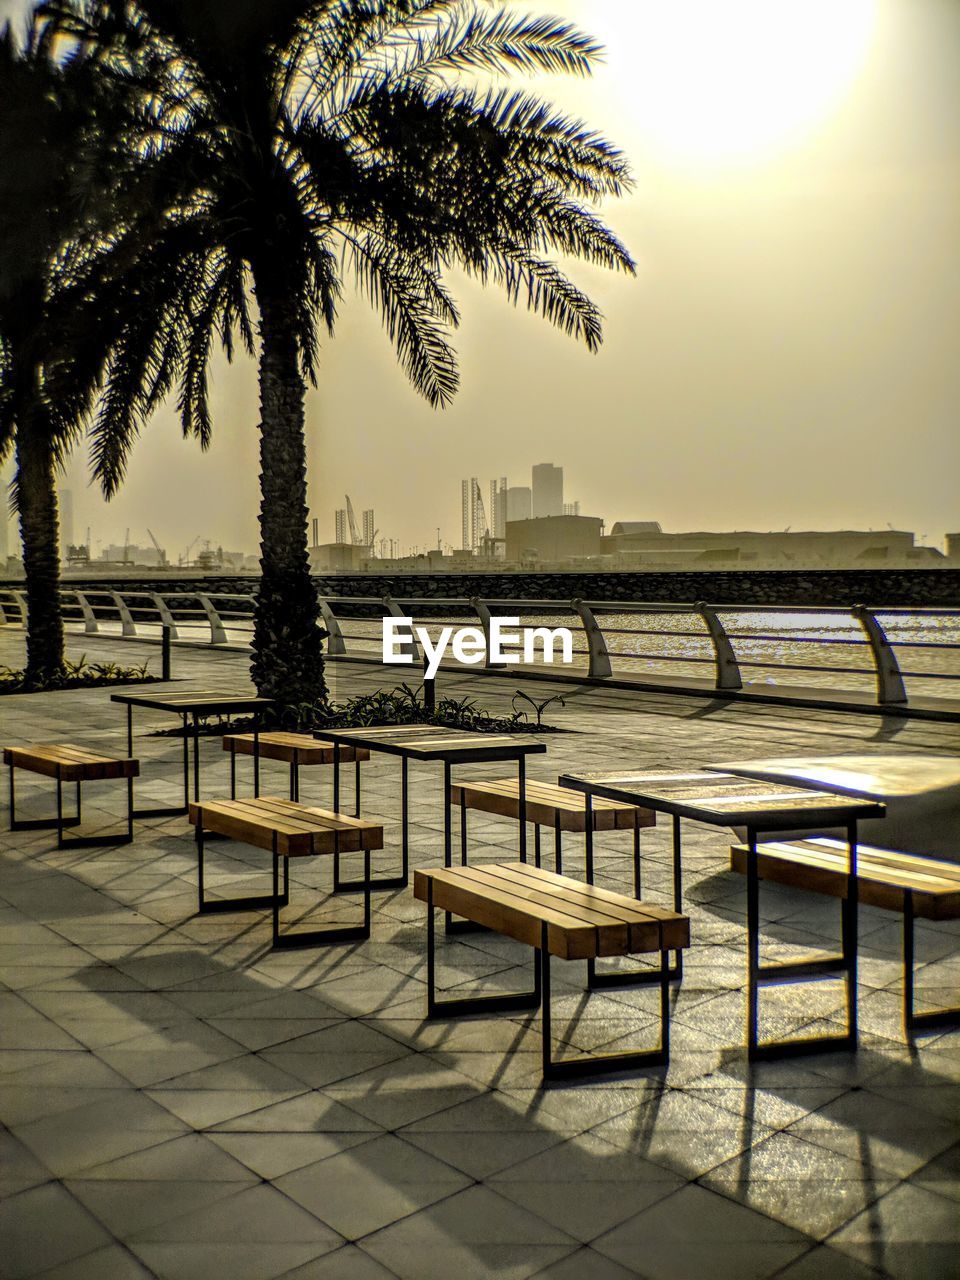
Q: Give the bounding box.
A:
[506,486,531,522]
[489,477,507,541]
[59,487,75,556]
[461,477,481,551]
[334,509,348,543]
[531,463,563,518]
[362,509,375,547]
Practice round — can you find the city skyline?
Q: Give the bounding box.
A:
[1,0,958,561]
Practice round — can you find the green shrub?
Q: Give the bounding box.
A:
[0,655,157,695]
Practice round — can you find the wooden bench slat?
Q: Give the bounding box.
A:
[222,734,369,765]
[414,864,690,961]
[488,865,691,957]
[449,779,655,832]
[4,745,139,781]
[415,867,607,960]
[731,838,960,920]
[189,797,383,857]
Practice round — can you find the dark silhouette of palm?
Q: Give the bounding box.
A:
[42,0,635,708]
[0,20,126,685]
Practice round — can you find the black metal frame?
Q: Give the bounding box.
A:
[195,817,371,949]
[126,701,263,819]
[746,821,859,1060]
[444,756,528,935]
[334,745,401,891]
[424,881,672,1081]
[228,739,362,812]
[8,762,134,849]
[586,798,683,991]
[903,891,960,1035]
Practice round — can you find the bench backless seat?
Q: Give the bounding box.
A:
[415,862,689,1082]
[189,797,382,948]
[4,744,138,847]
[731,837,960,1034]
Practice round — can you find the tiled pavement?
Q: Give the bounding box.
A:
[1,629,958,1280]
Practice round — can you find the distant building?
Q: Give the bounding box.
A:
[506,486,532,522]
[490,478,507,540]
[562,501,581,517]
[309,542,368,573]
[506,514,603,563]
[362,509,375,547]
[946,534,960,563]
[532,463,563,518]
[59,488,74,557]
[602,524,942,567]
[334,509,348,544]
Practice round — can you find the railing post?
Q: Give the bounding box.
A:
[572,600,612,678]
[151,593,180,640]
[110,592,138,638]
[13,590,28,627]
[696,602,743,691]
[317,596,347,656]
[382,595,420,663]
[69,591,98,635]
[852,605,907,704]
[197,594,228,645]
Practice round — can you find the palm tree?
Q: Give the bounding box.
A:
[0,22,106,686]
[43,0,635,710]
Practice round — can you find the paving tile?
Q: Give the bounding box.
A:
[701,1130,897,1238]
[828,1182,960,1279]
[489,1132,684,1242]
[0,1182,113,1280]
[359,1184,577,1280]
[277,1245,398,1279]
[592,1184,811,1280]
[10,1090,188,1177]
[773,1244,890,1279]
[276,1133,471,1239]
[0,1127,52,1197]
[206,1130,376,1181]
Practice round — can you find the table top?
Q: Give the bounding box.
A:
[558,769,886,829]
[317,724,548,763]
[110,690,274,714]
[714,754,960,802]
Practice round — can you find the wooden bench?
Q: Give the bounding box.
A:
[414,862,690,1082]
[189,797,382,949]
[222,732,368,807]
[731,837,960,1034]
[4,744,138,847]
[449,778,655,894]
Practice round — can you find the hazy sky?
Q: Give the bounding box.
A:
[2,0,958,559]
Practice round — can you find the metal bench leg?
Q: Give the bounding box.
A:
[9,763,81,833]
[54,770,135,850]
[445,787,489,936]
[586,802,681,991]
[748,822,859,1060]
[426,879,541,1016]
[195,816,289,915]
[272,837,371,950]
[335,752,408,893]
[633,821,642,898]
[355,756,361,818]
[903,892,960,1035]
[534,825,541,869]
[229,746,237,799]
[542,923,671,1082]
[554,814,562,875]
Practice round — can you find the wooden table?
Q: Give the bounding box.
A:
[559,768,885,1059]
[317,726,547,893]
[111,691,273,818]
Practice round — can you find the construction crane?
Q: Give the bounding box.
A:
[180,535,202,566]
[146,528,167,567]
[345,495,362,545]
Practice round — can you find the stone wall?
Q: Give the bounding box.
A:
[4,568,957,610]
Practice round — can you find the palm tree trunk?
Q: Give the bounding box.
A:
[250,257,327,711]
[15,424,65,688]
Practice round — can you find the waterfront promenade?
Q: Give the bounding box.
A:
[1,630,958,1280]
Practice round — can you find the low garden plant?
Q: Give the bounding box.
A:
[0,655,157,695]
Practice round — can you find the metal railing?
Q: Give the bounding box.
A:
[1,585,957,709]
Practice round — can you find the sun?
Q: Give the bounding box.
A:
[607,0,878,167]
